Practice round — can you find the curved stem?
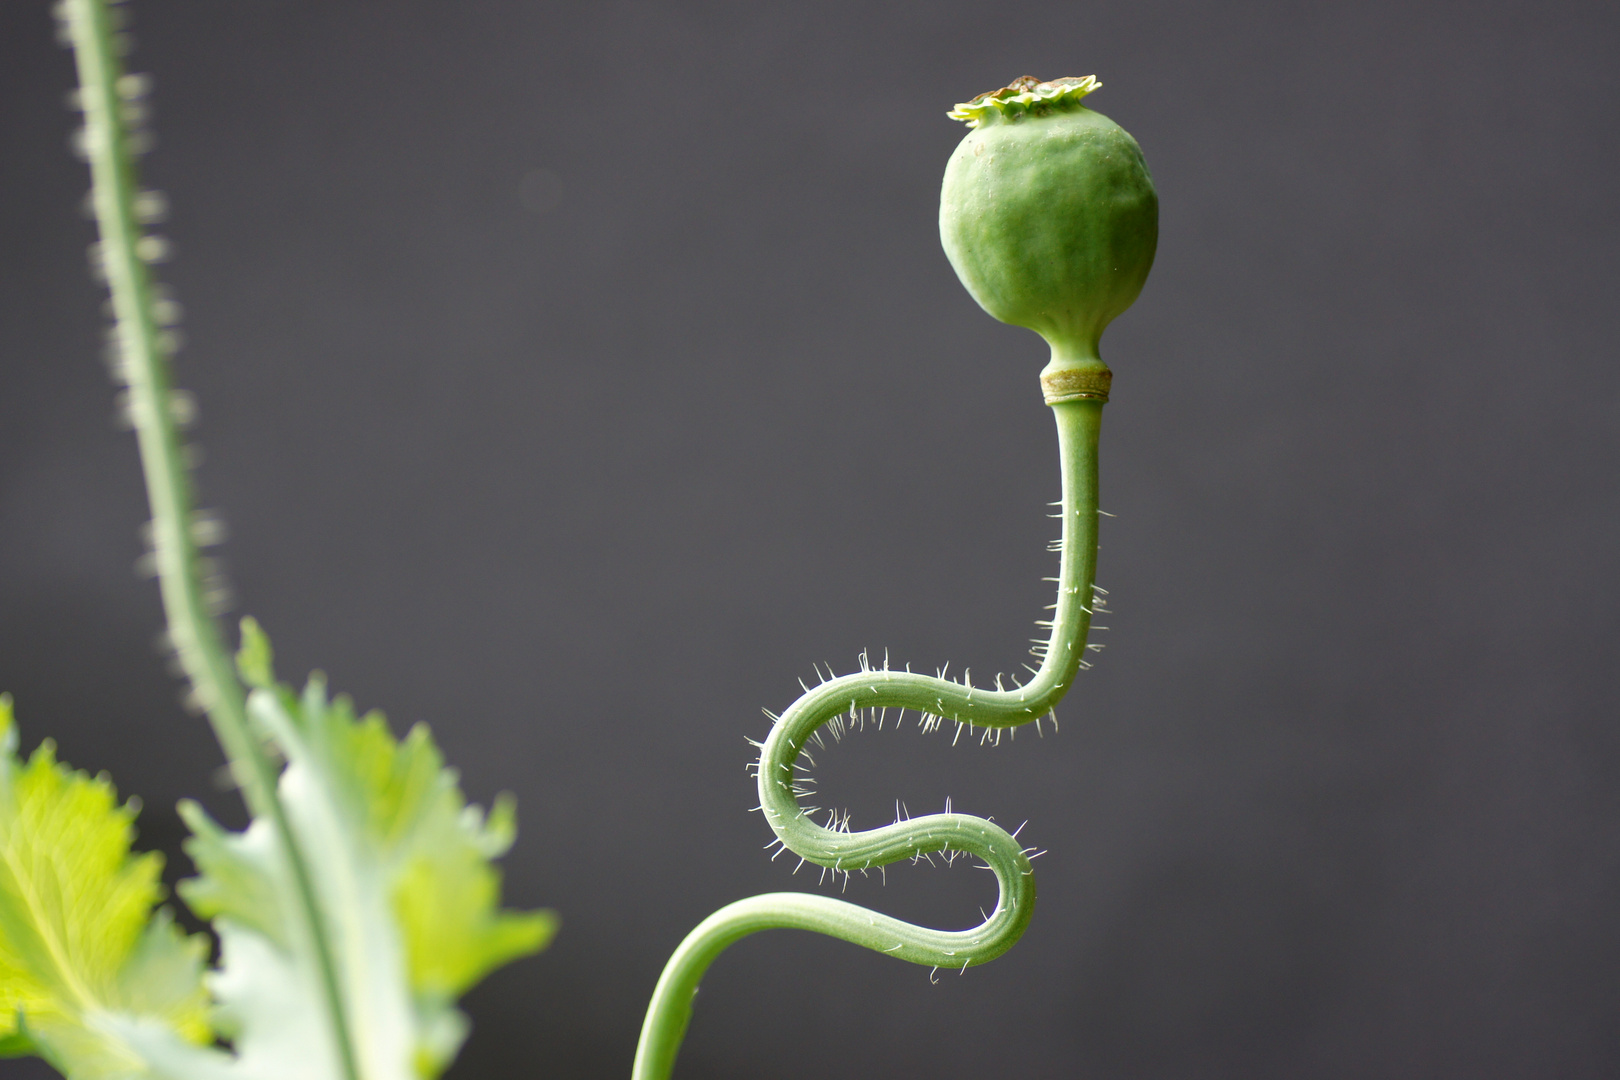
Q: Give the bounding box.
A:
[64,5,361,1079]
[633,398,1103,1079]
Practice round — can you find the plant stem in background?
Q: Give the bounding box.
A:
[62,3,361,1077]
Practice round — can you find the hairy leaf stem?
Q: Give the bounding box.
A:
[633,396,1104,1079]
[62,4,361,1078]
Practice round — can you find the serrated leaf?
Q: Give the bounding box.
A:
[160,639,554,1080]
[0,695,212,1079]
[396,791,554,1000]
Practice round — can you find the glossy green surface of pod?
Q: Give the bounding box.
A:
[941,77,1158,369]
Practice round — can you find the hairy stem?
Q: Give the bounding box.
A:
[633,397,1103,1079]
[63,4,361,1078]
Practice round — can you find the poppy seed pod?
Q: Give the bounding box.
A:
[940,76,1157,399]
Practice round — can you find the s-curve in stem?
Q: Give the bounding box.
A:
[632,391,1105,1080]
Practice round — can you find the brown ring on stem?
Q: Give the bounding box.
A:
[1041,367,1112,405]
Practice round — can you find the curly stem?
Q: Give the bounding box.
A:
[63,4,361,1078]
[633,397,1103,1079]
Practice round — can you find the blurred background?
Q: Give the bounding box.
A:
[2,1,1616,1077]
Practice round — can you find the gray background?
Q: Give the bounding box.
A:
[2,1,1617,1077]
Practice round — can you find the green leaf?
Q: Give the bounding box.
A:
[0,695,212,1079]
[167,642,554,1080]
[233,619,274,692]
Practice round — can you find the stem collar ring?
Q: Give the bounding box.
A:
[1041,367,1112,405]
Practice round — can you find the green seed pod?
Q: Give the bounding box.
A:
[940,76,1158,399]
